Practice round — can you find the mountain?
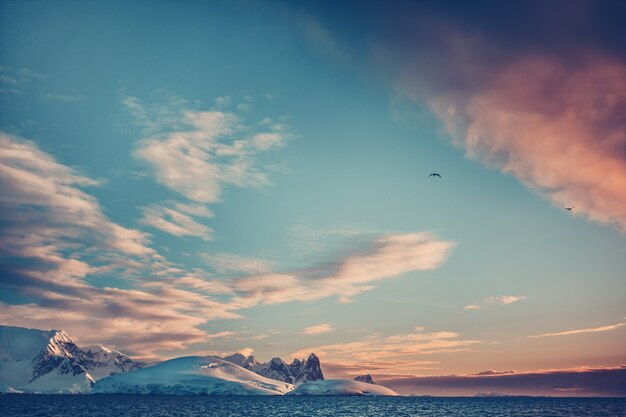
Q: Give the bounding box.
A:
[354,374,375,384]
[78,345,145,381]
[223,352,324,384]
[222,353,260,369]
[288,379,398,396]
[0,325,94,393]
[0,325,144,393]
[92,356,294,395]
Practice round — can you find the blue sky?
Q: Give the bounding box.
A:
[1,0,625,393]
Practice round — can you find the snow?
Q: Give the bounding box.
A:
[0,325,94,394]
[78,344,144,381]
[0,325,62,361]
[242,353,324,384]
[93,356,295,395]
[288,380,399,396]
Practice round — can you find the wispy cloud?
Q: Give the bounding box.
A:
[289,223,374,258]
[302,323,334,335]
[42,94,85,102]
[140,203,214,240]
[463,295,525,311]
[199,252,272,274]
[293,326,478,378]
[485,295,526,305]
[531,321,626,338]
[127,93,292,204]
[0,66,44,95]
[224,232,454,307]
[124,93,293,241]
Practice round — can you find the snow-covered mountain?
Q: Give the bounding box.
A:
[222,353,260,369]
[223,352,324,384]
[78,345,145,381]
[93,356,294,395]
[288,379,398,396]
[0,325,94,393]
[0,325,144,393]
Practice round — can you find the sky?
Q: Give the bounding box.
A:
[1,0,625,396]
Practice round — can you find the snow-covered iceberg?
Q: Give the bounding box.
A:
[92,356,294,395]
[288,379,398,396]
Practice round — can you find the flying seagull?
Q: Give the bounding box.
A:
[565,206,575,211]
[428,173,442,178]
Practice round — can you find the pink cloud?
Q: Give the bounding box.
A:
[428,54,626,231]
[292,327,478,378]
[222,232,454,306]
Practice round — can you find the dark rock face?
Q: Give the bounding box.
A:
[354,374,375,384]
[78,346,145,376]
[234,352,324,384]
[29,331,92,383]
[292,353,324,383]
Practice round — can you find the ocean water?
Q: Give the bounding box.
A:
[1,395,625,417]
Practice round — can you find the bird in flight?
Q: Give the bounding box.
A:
[565,206,575,211]
[428,173,442,178]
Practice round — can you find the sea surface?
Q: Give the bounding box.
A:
[1,395,625,417]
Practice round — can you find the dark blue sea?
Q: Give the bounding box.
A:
[1,395,625,417]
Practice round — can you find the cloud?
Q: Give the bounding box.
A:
[378,366,626,397]
[128,94,292,205]
[225,232,454,306]
[464,295,525,311]
[42,94,85,102]
[428,54,626,232]
[199,252,272,274]
[472,369,516,376]
[307,2,626,233]
[293,326,478,378]
[124,93,293,246]
[296,14,352,67]
[485,295,526,305]
[289,224,373,258]
[531,320,626,338]
[0,132,238,358]
[140,204,214,240]
[0,132,153,262]
[302,323,334,335]
[0,66,45,95]
[0,135,453,357]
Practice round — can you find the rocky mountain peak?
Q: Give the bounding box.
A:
[354,374,375,384]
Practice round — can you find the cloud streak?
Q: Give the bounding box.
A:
[463,295,525,311]
[293,326,478,378]
[531,321,626,338]
[302,323,334,335]
[221,232,454,307]
[379,366,626,397]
